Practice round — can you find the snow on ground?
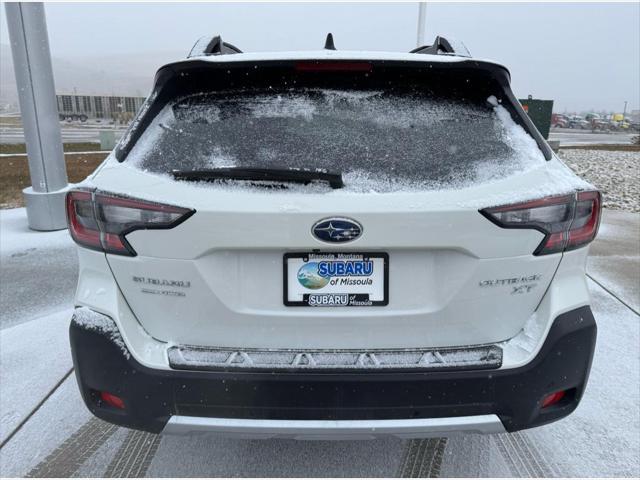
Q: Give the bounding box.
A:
[559,149,640,212]
[0,376,92,477]
[0,309,73,444]
[147,434,406,477]
[0,208,72,255]
[0,208,77,329]
[528,281,640,477]
[440,433,514,477]
[587,210,640,312]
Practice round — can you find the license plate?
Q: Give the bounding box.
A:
[284,252,389,307]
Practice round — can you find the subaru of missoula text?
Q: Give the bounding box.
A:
[65,34,600,438]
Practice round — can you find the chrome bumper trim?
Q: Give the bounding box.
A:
[161,414,506,439]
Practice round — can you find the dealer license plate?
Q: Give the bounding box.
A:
[284,252,388,307]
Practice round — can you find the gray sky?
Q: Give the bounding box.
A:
[1,2,639,112]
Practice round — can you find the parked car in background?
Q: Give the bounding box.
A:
[569,116,589,129]
[551,113,569,128]
[616,119,632,130]
[591,118,611,131]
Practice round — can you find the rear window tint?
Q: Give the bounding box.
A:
[127,89,545,192]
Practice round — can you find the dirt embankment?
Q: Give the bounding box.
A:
[0,153,108,209]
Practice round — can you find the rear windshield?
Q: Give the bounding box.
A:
[127,89,545,192]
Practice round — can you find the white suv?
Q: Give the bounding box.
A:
[66,35,600,439]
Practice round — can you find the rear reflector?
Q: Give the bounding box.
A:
[481,190,601,255]
[294,61,373,72]
[99,391,125,410]
[541,390,566,409]
[66,189,194,256]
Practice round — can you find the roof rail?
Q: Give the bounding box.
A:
[188,35,243,58]
[411,36,471,57]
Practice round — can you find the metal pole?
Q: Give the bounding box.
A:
[416,2,427,47]
[5,2,68,231]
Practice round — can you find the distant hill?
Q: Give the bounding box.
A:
[0,44,184,106]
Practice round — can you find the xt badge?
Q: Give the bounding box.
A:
[512,285,535,294]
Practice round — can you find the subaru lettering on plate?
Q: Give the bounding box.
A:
[284,252,389,306]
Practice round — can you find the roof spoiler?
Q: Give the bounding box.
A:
[188,35,243,58]
[411,36,471,57]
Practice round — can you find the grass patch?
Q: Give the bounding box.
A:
[0,142,103,155]
[0,116,23,126]
[0,152,108,209]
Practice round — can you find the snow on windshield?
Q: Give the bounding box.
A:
[126,90,546,193]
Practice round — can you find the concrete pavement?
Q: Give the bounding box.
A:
[0,209,76,329]
[587,209,640,312]
[549,127,636,146]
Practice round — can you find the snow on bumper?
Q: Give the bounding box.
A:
[69,306,596,436]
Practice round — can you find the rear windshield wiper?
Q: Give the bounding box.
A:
[172,167,344,189]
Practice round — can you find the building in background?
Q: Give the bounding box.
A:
[56,94,146,122]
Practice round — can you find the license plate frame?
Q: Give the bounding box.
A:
[283,252,389,307]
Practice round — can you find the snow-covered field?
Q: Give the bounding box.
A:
[559,149,640,213]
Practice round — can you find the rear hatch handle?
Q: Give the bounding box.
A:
[172,167,344,189]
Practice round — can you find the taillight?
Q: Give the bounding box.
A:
[481,190,601,255]
[65,190,194,256]
[566,191,601,251]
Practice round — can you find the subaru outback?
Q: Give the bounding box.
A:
[66,35,599,439]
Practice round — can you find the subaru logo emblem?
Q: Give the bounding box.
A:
[312,218,362,243]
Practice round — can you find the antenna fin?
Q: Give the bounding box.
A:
[324,33,336,50]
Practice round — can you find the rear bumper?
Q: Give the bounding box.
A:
[69,306,596,437]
